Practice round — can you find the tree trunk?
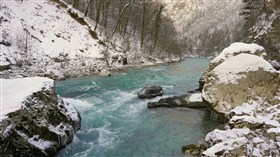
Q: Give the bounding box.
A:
[102,1,109,29]
[94,0,102,31]
[112,3,130,35]
[72,0,79,9]
[152,5,164,53]
[84,0,93,17]
[121,2,133,37]
[140,1,146,48]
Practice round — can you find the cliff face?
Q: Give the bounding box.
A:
[158,0,245,57]
[155,0,279,60]
[245,0,280,61]
[0,77,81,157]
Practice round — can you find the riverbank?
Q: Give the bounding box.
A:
[0,0,183,81]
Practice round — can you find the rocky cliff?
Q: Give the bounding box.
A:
[0,77,81,157]
[244,0,280,61]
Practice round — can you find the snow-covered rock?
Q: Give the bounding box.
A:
[198,42,267,90]
[202,101,280,157]
[196,47,280,157]
[202,53,279,119]
[0,77,81,157]
[203,137,248,157]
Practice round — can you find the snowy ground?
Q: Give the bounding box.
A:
[1,0,103,60]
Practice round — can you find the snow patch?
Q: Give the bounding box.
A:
[211,42,266,64]
[28,135,56,150]
[203,137,248,156]
[212,53,275,84]
[231,102,257,116]
[189,93,202,102]
[2,77,53,117]
[205,128,250,145]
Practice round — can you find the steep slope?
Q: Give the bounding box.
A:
[0,0,107,79]
[0,0,170,80]
[244,0,280,61]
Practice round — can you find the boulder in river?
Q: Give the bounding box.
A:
[202,53,279,119]
[0,77,81,157]
[198,42,267,90]
[138,85,163,98]
[148,93,206,109]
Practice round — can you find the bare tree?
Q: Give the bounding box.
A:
[84,0,93,17]
[140,1,146,48]
[72,0,79,9]
[152,5,164,53]
[112,3,130,35]
[94,0,102,30]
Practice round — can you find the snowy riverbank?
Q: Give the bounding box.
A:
[0,0,182,80]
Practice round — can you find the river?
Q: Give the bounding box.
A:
[55,58,221,157]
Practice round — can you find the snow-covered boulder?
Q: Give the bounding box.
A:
[199,42,267,90]
[0,77,81,157]
[202,53,279,119]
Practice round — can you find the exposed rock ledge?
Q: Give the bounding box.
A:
[0,77,81,157]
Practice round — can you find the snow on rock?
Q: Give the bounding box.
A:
[211,53,274,84]
[229,115,263,129]
[211,42,267,64]
[198,42,267,90]
[1,77,53,118]
[0,77,81,156]
[189,93,203,102]
[197,47,280,156]
[203,137,248,157]
[202,101,280,156]
[205,128,250,146]
[202,53,279,118]
[230,102,257,116]
[28,135,56,151]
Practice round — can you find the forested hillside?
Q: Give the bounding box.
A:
[64,0,183,58]
[67,0,279,61]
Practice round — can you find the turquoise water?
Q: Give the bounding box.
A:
[55,58,221,157]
